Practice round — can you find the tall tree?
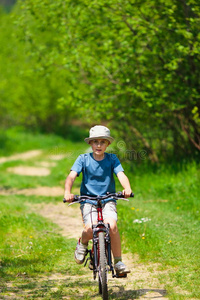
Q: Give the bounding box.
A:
[0,8,76,134]
[14,0,200,159]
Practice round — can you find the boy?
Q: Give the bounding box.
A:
[64,125,132,274]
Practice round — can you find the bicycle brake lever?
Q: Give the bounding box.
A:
[68,199,83,206]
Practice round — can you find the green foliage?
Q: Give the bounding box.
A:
[0,125,87,156]
[12,0,200,160]
[0,8,78,135]
[0,1,200,161]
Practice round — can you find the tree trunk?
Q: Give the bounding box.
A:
[129,125,159,163]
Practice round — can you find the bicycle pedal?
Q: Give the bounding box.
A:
[89,261,93,270]
[115,272,128,278]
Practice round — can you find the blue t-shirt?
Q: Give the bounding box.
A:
[71,153,124,204]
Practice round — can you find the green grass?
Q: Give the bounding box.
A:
[0,195,82,277]
[0,196,102,299]
[117,160,200,299]
[0,129,199,299]
[0,125,88,156]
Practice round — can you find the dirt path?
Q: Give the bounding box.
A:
[1,150,169,299]
[0,150,42,164]
[0,186,64,196]
[31,202,169,300]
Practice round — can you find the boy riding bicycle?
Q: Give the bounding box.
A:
[64,125,132,274]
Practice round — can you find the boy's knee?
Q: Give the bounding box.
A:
[105,219,118,234]
[110,223,118,235]
[83,225,93,237]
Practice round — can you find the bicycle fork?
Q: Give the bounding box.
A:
[92,223,115,278]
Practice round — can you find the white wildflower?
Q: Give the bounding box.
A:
[133,217,151,224]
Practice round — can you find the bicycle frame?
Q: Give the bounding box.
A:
[63,192,134,299]
[90,199,114,279]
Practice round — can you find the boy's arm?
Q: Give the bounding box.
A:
[64,170,78,202]
[117,171,132,198]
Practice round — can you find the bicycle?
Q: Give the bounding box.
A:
[63,192,134,300]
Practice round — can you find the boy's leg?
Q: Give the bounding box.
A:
[104,217,130,273]
[104,218,121,257]
[75,203,97,264]
[81,225,93,244]
[81,203,97,244]
[103,201,121,257]
[74,226,93,264]
[103,202,130,274]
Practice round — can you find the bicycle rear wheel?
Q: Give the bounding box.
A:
[98,232,108,300]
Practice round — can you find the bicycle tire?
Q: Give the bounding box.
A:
[98,232,108,300]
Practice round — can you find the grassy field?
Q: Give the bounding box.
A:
[117,161,200,298]
[0,129,199,299]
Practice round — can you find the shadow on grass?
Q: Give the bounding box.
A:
[0,274,167,299]
[109,285,167,299]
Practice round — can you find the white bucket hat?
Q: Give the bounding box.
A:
[84,125,114,144]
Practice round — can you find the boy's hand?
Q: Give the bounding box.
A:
[64,192,74,203]
[117,172,132,198]
[122,189,132,198]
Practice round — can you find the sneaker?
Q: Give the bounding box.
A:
[74,238,88,264]
[114,261,131,274]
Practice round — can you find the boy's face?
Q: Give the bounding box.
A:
[90,139,110,158]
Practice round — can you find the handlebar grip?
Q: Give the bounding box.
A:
[63,195,80,203]
[115,192,134,198]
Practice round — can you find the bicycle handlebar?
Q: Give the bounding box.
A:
[63,192,134,204]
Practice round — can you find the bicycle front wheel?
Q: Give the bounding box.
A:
[98,232,108,300]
